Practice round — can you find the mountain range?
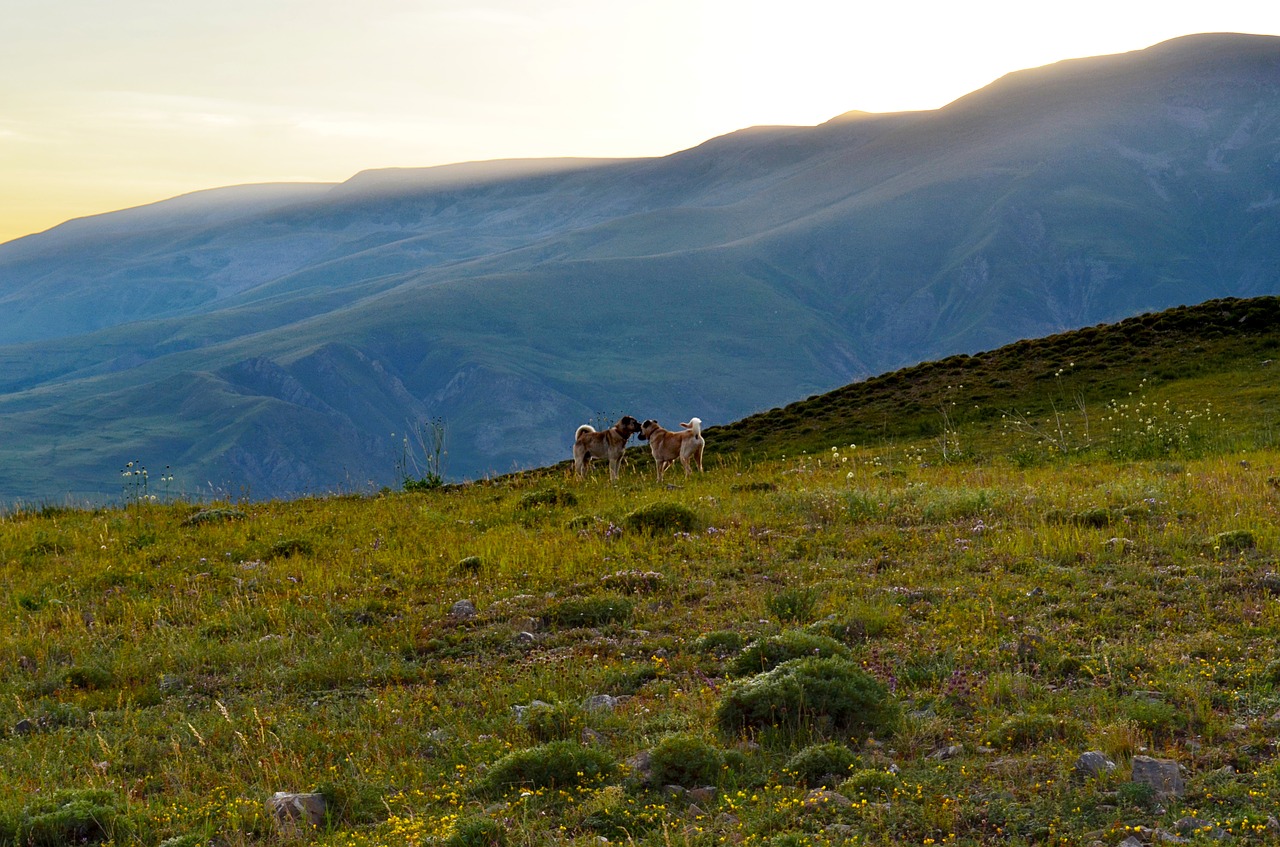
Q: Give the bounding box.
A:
[1,32,1278,503]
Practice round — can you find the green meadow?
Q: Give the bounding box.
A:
[2,297,1280,846]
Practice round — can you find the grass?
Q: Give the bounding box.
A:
[1,298,1280,845]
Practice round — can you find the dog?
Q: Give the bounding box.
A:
[638,417,704,482]
[573,415,642,480]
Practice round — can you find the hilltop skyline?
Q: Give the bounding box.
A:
[3,1,1279,245]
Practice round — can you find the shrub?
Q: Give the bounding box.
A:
[989,712,1085,750]
[474,741,615,797]
[623,502,698,534]
[524,701,586,743]
[785,742,859,787]
[181,508,246,527]
[268,537,313,559]
[729,631,849,677]
[648,733,724,788]
[445,817,508,847]
[765,587,821,624]
[519,487,577,510]
[716,657,898,739]
[21,789,133,846]
[1210,530,1255,553]
[809,604,903,643]
[1117,696,1184,738]
[696,630,747,657]
[455,555,483,574]
[841,768,899,797]
[545,595,633,629]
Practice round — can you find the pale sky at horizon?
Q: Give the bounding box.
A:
[2,0,1278,245]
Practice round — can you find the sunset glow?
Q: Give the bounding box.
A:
[2,0,1278,244]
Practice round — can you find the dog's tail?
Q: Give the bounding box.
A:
[681,417,703,436]
[575,424,596,440]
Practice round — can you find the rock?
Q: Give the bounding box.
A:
[626,750,653,781]
[801,789,853,810]
[514,631,537,645]
[1130,755,1185,799]
[688,787,717,805]
[928,745,964,760]
[1118,837,1143,847]
[267,792,326,829]
[449,599,477,620]
[511,700,551,722]
[1074,751,1116,779]
[583,694,620,712]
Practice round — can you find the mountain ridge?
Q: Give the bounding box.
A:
[1,32,1279,502]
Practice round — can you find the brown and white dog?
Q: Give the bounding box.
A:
[638,417,704,482]
[573,415,642,480]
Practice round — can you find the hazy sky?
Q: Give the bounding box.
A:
[2,0,1278,244]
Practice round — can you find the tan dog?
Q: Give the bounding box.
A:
[573,415,642,480]
[638,417,704,482]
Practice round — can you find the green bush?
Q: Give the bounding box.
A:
[696,630,747,657]
[649,733,724,788]
[474,741,615,798]
[622,502,698,534]
[716,657,898,739]
[785,742,859,787]
[545,595,633,629]
[1210,530,1255,553]
[989,712,1085,750]
[519,487,578,510]
[445,817,508,847]
[1117,696,1185,738]
[524,701,586,743]
[268,537,313,559]
[180,507,246,526]
[21,790,133,846]
[809,604,903,643]
[765,587,821,624]
[841,768,899,797]
[729,631,849,677]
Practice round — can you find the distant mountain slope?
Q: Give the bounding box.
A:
[1,33,1279,503]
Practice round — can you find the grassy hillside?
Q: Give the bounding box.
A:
[3,299,1280,846]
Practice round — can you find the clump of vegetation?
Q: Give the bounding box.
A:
[180,507,246,526]
[444,817,507,847]
[648,733,724,788]
[545,595,634,629]
[729,631,849,676]
[518,487,578,510]
[764,586,821,623]
[622,502,698,534]
[716,657,899,739]
[474,741,615,798]
[267,537,313,558]
[784,742,859,787]
[523,700,586,743]
[14,790,136,846]
[1210,529,1256,553]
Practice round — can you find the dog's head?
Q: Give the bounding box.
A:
[616,415,642,438]
[638,419,662,441]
